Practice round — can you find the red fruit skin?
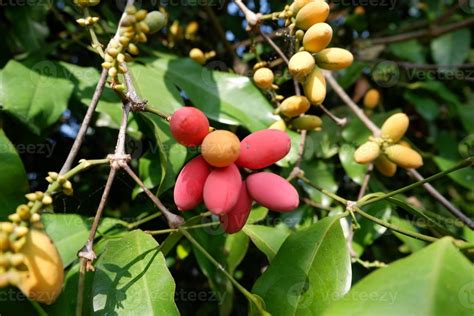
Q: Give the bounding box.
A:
[236,130,291,169]
[246,172,299,212]
[203,164,242,215]
[174,156,211,211]
[170,107,209,146]
[220,181,253,234]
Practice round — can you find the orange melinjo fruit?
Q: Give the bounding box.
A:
[17,229,64,305]
[201,130,241,167]
[363,89,380,109]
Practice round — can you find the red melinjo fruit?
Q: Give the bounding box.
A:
[236,129,291,169]
[246,172,299,212]
[174,156,211,211]
[219,181,253,234]
[170,107,209,146]
[203,164,242,215]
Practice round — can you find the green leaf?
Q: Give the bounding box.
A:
[247,206,269,224]
[0,129,29,219]
[0,60,74,134]
[324,238,474,316]
[353,201,392,253]
[339,144,368,185]
[135,112,187,195]
[310,116,341,159]
[276,130,301,168]
[433,156,474,190]
[336,61,367,89]
[253,215,351,315]
[92,230,179,315]
[431,28,471,65]
[300,160,337,206]
[143,55,278,131]
[389,40,426,63]
[390,215,427,253]
[42,214,125,267]
[225,231,249,274]
[243,225,291,262]
[403,90,439,121]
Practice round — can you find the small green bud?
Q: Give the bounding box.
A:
[144,11,166,34]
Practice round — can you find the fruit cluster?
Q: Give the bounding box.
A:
[99,6,166,81]
[170,107,299,233]
[252,0,354,132]
[354,113,424,176]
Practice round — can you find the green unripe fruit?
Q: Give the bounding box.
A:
[315,48,354,70]
[381,113,409,143]
[354,141,380,164]
[290,115,322,130]
[74,0,100,7]
[144,11,166,34]
[278,96,311,118]
[385,144,423,169]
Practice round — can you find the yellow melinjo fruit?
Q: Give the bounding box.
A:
[291,0,315,14]
[17,230,64,305]
[189,48,206,65]
[268,120,286,131]
[303,67,326,105]
[302,23,333,53]
[288,51,315,82]
[201,130,241,167]
[374,154,397,177]
[385,145,423,169]
[363,89,380,109]
[315,48,354,70]
[290,115,322,130]
[278,96,311,118]
[354,6,365,15]
[380,113,409,143]
[253,67,274,90]
[74,0,100,6]
[354,141,380,164]
[295,0,330,30]
[398,140,411,148]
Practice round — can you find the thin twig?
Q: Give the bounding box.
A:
[122,164,184,228]
[357,164,373,200]
[259,28,289,64]
[324,71,380,136]
[365,18,474,46]
[234,0,261,27]
[60,68,108,174]
[319,104,347,127]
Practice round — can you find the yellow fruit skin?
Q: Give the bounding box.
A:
[288,51,315,82]
[354,141,380,164]
[315,48,354,70]
[381,113,409,143]
[363,89,380,109]
[201,130,241,167]
[374,154,397,177]
[295,0,330,30]
[303,67,326,105]
[385,144,423,169]
[290,115,322,130]
[398,140,411,148]
[268,120,286,131]
[189,48,205,65]
[18,230,64,305]
[302,23,333,53]
[253,67,274,89]
[279,96,311,118]
[292,0,315,14]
